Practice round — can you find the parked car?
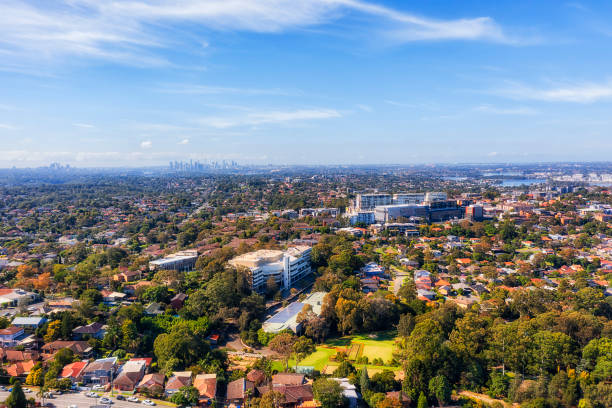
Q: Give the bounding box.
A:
[99,398,113,405]
[85,392,97,398]
[142,400,156,406]
[127,397,140,403]
[116,395,125,401]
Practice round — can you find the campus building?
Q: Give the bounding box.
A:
[262,292,326,333]
[229,246,312,293]
[149,250,198,272]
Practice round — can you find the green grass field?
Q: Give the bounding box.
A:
[281,331,399,372]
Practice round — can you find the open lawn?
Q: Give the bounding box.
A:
[280,331,400,373]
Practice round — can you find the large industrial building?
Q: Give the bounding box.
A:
[228,246,312,293]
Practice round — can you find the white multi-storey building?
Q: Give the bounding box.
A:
[353,193,392,210]
[229,246,311,293]
[392,193,426,205]
[424,191,448,202]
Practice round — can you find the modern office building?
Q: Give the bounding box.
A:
[392,193,426,205]
[299,207,339,218]
[424,191,448,202]
[465,205,484,221]
[427,200,463,222]
[346,210,376,225]
[353,193,392,210]
[229,246,311,293]
[374,204,428,223]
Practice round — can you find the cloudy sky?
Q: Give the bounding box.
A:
[1,0,612,167]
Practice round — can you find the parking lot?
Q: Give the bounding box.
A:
[0,388,161,408]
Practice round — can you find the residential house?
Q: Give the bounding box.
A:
[113,269,142,283]
[101,290,127,304]
[6,360,35,378]
[272,373,305,386]
[226,378,254,406]
[72,322,106,340]
[193,373,217,403]
[246,370,266,386]
[332,378,360,408]
[0,326,24,347]
[114,359,147,391]
[137,373,165,393]
[42,340,93,358]
[11,316,47,332]
[170,293,187,310]
[165,371,192,395]
[257,384,313,408]
[61,361,89,383]
[4,349,39,362]
[81,357,117,385]
[0,288,39,307]
[144,302,164,316]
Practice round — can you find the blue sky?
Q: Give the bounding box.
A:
[1,0,612,167]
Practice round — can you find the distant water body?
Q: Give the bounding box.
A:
[500,179,546,187]
[442,176,546,186]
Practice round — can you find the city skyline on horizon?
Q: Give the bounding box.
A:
[2,1,612,166]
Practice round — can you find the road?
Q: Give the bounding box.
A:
[0,390,163,408]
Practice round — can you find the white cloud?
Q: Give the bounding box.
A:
[473,105,538,115]
[0,0,517,68]
[0,123,17,130]
[179,138,190,145]
[495,80,612,103]
[198,108,341,128]
[73,122,95,128]
[357,104,372,112]
[488,151,498,157]
[140,140,152,149]
[159,84,296,96]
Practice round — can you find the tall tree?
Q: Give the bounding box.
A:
[6,381,27,408]
[313,378,345,408]
[428,375,451,408]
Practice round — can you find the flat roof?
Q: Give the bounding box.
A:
[266,302,305,324]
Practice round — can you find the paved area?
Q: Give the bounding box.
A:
[0,389,161,408]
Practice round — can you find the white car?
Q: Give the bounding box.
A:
[99,398,113,405]
[86,392,97,398]
[127,397,140,403]
[142,400,156,406]
[69,405,78,408]
[23,388,32,393]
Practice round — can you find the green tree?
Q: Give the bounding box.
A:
[6,381,27,408]
[428,375,451,408]
[259,391,286,408]
[416,392,428,408]
[269,332,297,370]
[397,314,415,338]
[360,367,370,392]
[293,336,315,367]
[154,323,211,373]
[534,330,575,375]
[169,386,199,406]
[313,378,345,408]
